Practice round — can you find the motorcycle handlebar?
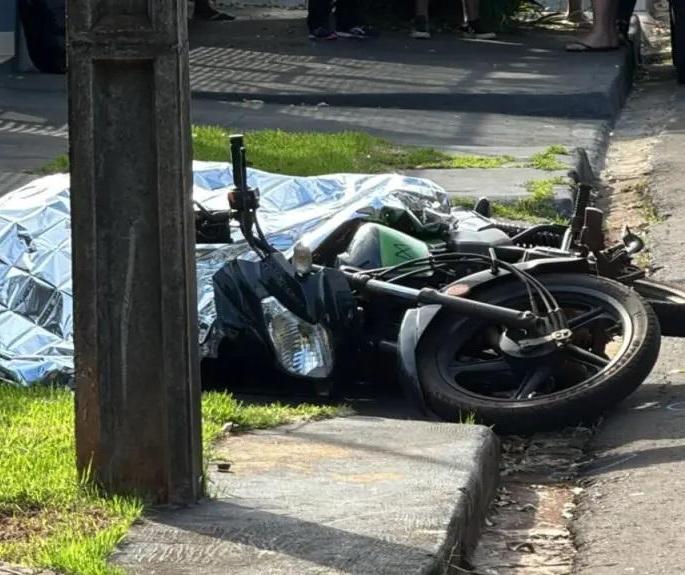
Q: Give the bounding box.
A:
[341,269,539,330]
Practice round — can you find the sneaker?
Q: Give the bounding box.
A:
[309,27,338,41]
[460,20,496,39]
[336,25,378,38]
[411,16,431,39]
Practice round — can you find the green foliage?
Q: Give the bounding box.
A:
[451,176,569,223]
[36,155,69,175]
[192,126,515,175]
[528,145,569,171]
[479,0,531,29]
[40,128,515,177]
[0,384,142,575]
[0,384,341,574]
[201,391,345,453]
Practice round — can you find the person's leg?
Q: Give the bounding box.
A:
[335,0,377,36]
[335,0,362,31]
[463,0,478,21]
[617,0,638,39]
[461,0,496,38]
[411,0,431,38]
[194,0,235,21]
[308,0,336,37]
[415,0,429,19]
[566,0,589,23]
[567,0,620,50]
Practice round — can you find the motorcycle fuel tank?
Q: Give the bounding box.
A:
[337,223,430,269]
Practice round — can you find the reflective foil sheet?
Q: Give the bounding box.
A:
[0,161,448,386]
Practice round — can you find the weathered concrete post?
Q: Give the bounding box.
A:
[67,0,203,504]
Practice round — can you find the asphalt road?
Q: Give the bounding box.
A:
[573,77,685,574]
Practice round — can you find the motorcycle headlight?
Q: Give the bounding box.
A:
[260,296,334,378]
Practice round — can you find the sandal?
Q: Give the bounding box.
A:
[565,41,619,52]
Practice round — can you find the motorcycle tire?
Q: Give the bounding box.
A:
[672,0,685,84]
[416,273,660,433]
[634,278,685,337]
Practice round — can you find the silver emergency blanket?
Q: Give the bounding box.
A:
[0,161,448,386]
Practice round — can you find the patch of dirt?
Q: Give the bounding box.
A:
[0,505,110,544]
[598,4,676,248]
[213,434,353,475]
[469,429,592,575]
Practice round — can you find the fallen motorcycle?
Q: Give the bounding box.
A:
[430,191,685,338]
[209,136,662,432]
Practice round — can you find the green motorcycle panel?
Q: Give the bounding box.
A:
[377,225,430,267]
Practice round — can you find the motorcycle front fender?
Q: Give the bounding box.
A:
[397,304,442,416]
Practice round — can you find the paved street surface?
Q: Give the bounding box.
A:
[572,77,685,574]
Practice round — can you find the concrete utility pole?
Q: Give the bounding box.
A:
[67,0,203,504]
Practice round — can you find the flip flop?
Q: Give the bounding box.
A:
[565,41,619,52]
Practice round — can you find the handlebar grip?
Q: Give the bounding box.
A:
[240,146,248,191]
[230,134,245,189]
[197,210,231,223]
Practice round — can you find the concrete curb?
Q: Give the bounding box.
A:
[112,417,501,574]
[438,425,501,570]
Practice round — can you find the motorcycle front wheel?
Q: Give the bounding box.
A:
[416,274,661,433]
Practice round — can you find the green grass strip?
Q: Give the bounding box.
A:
[527,145,569,171]
[39,127,515,177]
[0,383,341,574]
[452,176,569,223]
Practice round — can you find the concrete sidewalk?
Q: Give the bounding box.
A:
[0,11,635,199]
[189,10,629,120]
[112,416,499,574]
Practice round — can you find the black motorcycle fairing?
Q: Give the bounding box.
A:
[213,257,271,343]
[448,256,592,292]
[212,255,359,371]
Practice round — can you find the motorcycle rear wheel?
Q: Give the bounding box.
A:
[416,274,660,433]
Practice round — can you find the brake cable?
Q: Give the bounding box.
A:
[371,251,560,320]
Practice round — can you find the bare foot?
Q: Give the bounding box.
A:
[566,30,619,51]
